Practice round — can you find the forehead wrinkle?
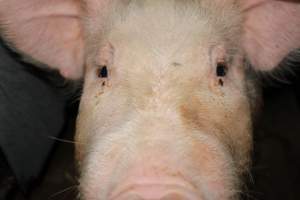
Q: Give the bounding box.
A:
[99,0,242,75]
[88,0,241,45]
[84,0,243,70]
[109,15,213,61]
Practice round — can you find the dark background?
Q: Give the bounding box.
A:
[1,46,300,199]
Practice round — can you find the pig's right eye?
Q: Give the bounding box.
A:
[97,66,108,78]
[216,62,227,77]
[216,62,228,87]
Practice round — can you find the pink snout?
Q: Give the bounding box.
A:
[110,178,202,200]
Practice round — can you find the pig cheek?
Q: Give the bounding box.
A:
[75,96,95,163]
[74,91,105,164]
[75,117,88,165]
[179,107,239,198]
[75,69,110,135]
[188,142,237,199]
[180,84,252,174]
[79,141,129,200]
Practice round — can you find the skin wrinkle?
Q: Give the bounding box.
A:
[179,93,252,173]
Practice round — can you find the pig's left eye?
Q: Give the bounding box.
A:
[216,62,227,77]
[216,62,228,86]
[97,66,108,78]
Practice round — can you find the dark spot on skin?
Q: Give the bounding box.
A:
[172,62,182,67]
[98,66,108,78]
[219,79,224,86]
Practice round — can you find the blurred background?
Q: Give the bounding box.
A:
[0,40,299,200]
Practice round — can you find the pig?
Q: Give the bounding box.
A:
[0,0,300,199]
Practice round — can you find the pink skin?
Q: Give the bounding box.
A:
[107,156,205,199]
[1,1,300,199]
[242,0,300,70]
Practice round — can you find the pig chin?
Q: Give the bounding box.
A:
[77,113,241,200]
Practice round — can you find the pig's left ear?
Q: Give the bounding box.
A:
[0,0,84,79]
[242,0,300,71]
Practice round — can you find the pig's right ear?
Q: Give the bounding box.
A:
[0,0,84,79]
[241,0,300,71]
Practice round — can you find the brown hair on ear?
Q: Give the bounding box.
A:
[0,0,85,79]
[242,0,300,71]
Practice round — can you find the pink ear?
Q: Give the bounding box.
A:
[0,0,84,79]
[242,0,300,71]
